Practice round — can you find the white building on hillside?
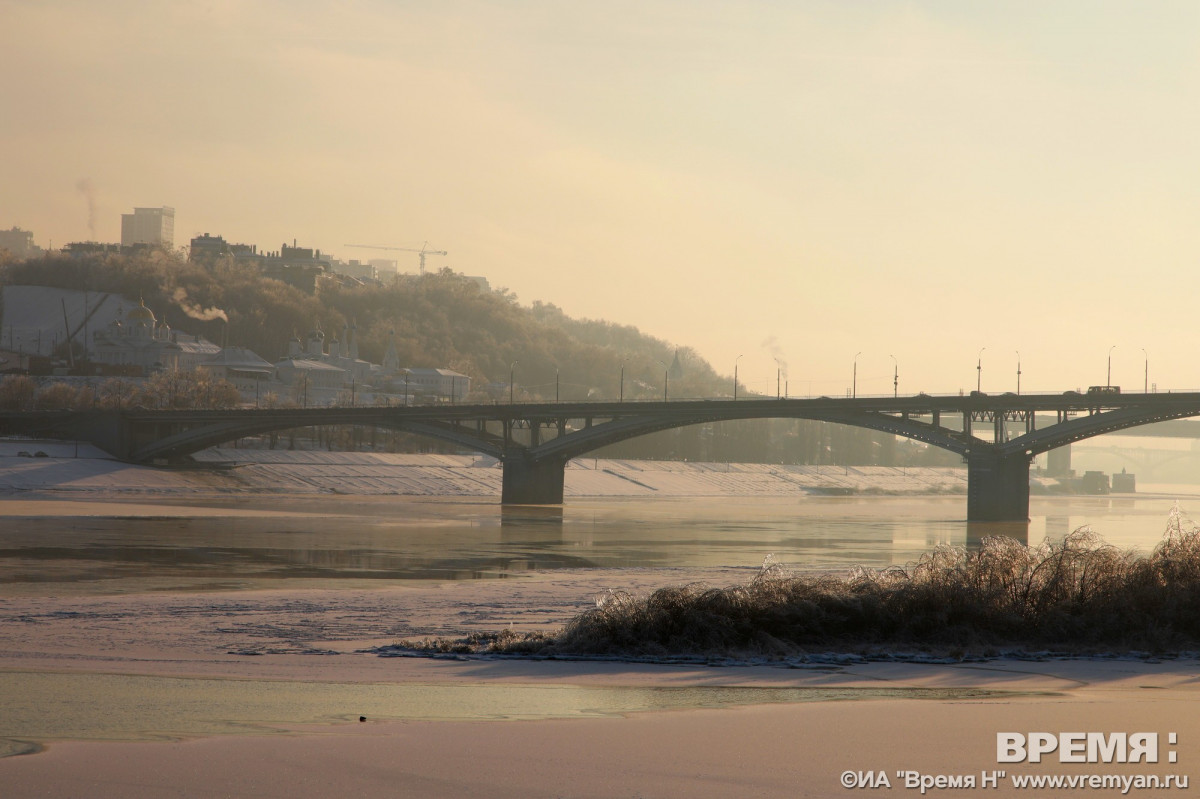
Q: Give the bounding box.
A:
[379,329,470,402]
[388,367,470,402]
[200,347,274,400]
[273,357,346,405]
[90,300,219,373]
[278,323,372,386]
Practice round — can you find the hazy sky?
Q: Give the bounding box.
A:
[4,1,1199,396]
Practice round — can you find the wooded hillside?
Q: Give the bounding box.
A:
[1,251,720,402]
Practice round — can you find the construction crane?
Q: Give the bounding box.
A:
[343,242,447,275]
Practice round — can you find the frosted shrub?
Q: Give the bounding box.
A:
[399,507,1200,659]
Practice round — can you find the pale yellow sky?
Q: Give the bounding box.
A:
[3,1,1199,395]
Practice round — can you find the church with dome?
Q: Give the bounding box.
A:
[89,299,221,373]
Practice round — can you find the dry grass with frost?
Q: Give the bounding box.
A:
[396,505,1200,659]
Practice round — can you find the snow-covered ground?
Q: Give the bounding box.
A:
[0,438,968,496]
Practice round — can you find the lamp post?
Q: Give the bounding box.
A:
[774,358,783,399]
[509,360,519,405]
[890,354,898,398]
[976,347,986,393]
[1107,345,1116,388]
[403,368,410,405]
[852,351,862,398]
[619,358,628,403]
[1142,348,1148,393]
[734,354,743,400]
[657,359,669,402]
[1015,350,1022,395]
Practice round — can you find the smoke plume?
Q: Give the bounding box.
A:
[76,178,96,239]
[761,334,788,379]
[172,288,229,322]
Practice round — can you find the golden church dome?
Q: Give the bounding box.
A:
[127,299,156,324]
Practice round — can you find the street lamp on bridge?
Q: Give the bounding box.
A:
[1142,348,1149,394]
[657,359,669,401]
[1107,345,1116,388]
[890,354,898,398]
[1015,350,1022,395]
[977,347,986,393]
[619,358,628,403]
[852,351,862,399]
[774,357,783,399]
[734,354,743,400]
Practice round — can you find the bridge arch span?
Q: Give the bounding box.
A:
[533,408,972,462]
[1003,405,1200,457]
[130,416,506,463]
[111,402,979,466]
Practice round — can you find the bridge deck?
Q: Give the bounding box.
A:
[6,392,1200,521]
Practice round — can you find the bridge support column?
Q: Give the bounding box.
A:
[966,451,1031,522]
[86,412,131,461]
[501,453,566,505]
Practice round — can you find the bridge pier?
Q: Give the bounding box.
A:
[501,453,566,504]
[966,451,1031,522]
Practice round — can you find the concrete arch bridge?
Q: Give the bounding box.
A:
[8,391,1200,521]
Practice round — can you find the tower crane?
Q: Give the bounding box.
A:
[343,242,448,274]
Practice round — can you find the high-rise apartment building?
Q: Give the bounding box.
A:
[120,206,175,249]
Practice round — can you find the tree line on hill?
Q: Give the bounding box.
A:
[0,370,240,411]
[1,249,717,401]
[0,250,958,467]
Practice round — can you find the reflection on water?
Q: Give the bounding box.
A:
[1045,515,1073,541]
[500,504,565,546]
[0,670,1027,755]
[965,521,1030,549]
[0,494,1194,595]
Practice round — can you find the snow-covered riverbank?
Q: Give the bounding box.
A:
[0,439,967,497]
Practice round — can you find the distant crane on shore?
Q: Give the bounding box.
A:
[343,242,447,275]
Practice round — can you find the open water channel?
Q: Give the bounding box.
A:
[2,492,1195,592]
